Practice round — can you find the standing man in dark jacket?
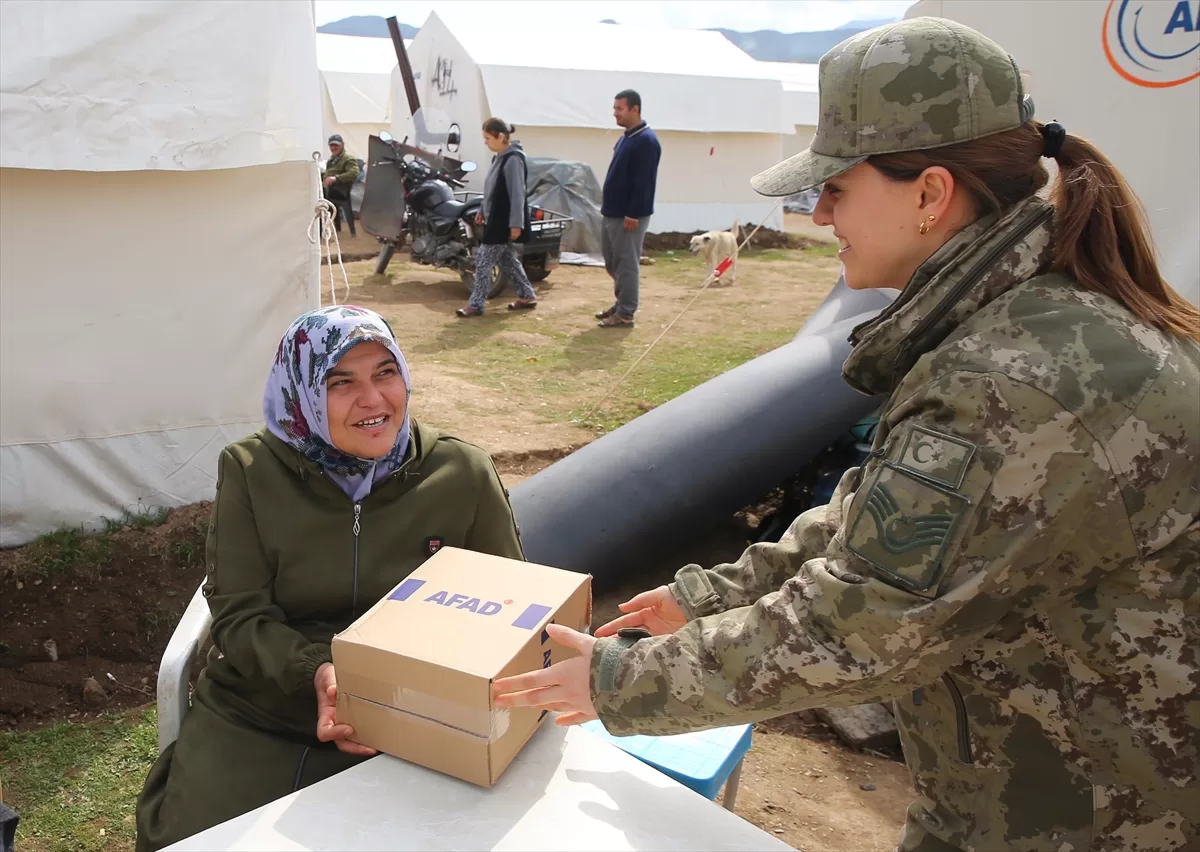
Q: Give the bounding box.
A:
[596,90,661,327]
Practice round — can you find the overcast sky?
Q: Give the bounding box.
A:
[313,0,917,33]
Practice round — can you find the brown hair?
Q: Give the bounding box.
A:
[869,121,1200,341]
[481,117,515,138]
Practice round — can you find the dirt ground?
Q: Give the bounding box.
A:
[1,232,916,852]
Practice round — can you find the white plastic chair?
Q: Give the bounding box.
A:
[156,582,212,753]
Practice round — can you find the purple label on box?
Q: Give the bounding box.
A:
[389,578,427,601]
[512,604,552,630]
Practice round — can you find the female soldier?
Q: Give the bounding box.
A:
[493,17,1200,852]
[456,117,539,317]
[136,305,525,850]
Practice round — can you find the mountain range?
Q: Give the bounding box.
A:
[314,15,898,64]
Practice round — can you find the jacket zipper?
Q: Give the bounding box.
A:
[346,469,416,619]
[941,673,974,764]
[351,503,362,618]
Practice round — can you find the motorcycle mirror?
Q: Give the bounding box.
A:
[460,161,477,173]
[378,131,393,144]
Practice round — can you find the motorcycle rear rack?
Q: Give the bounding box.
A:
[453,190,574,236]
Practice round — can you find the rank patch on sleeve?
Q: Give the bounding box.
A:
[847,464,969,595]
[897,426,976,490]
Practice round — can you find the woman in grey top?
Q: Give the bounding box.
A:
[456,118,539,317]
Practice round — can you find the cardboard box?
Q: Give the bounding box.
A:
[332,546,592,787]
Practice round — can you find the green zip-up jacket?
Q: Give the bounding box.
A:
[324,150,360,185]
[195,420,524,738]
[589,197,1200,852]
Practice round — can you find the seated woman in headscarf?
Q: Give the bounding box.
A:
[135,305,525,852]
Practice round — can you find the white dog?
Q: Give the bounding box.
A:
[688,219,739,285]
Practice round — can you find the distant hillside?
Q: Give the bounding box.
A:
[316,16,416,38]
[314,15,899,64]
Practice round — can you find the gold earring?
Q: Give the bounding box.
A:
[918,214,936,236]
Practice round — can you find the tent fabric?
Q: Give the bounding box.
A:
[0,0,322,173]
[0,1,320,547]
[316,34,406,162]
[316,33,404,125]
[906,0,1198,308]
[457,22,784,134]
[398,13,787,234]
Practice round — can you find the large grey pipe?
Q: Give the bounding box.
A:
[509,281,892,588]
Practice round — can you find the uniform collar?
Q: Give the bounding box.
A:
[843,196,1055,397]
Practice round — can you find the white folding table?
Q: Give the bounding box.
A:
[164,723,794,851]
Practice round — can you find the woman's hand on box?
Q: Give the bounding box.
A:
[593,585,686,638]
[314,663,378,756]
[492,623,598,726]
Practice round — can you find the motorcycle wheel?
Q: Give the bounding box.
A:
[374,243,396,275]
[461,263,509,300]
[523,254,550,283]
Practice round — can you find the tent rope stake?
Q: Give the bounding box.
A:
[308,151,350,306]
[580,199,786,425]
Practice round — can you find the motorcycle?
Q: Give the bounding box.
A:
[359,131,570,300]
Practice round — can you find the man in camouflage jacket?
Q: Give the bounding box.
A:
[589,195,1200,851]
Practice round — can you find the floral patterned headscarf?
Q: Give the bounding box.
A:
[263,306,412,501]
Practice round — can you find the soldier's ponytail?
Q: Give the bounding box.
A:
[1047,128,1199,341]
[870,122,1200,342]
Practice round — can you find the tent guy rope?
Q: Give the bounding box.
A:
[308,151,351,306]
[579,198,786,424]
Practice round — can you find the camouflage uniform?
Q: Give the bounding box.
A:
[588,18,1200,852]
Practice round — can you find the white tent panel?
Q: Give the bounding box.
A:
[0,0,320,546]
[478,65,783,135]
[458,23,784,134]
[0,0,322,172]
[907,0,1199,306]
[322,70,392,126]
[0,163,318,546]
[316,34,406,158]
[397,13,786,233]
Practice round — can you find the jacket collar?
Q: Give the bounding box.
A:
[260,418,439,489]
[843,196,1055,397]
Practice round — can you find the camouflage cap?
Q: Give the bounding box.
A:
[751,16,1034,197]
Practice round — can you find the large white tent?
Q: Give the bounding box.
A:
[317,32,408,160]
[758,61,821,160]
[907,0,1199,307]
[0,0,322,547]
[395,14,788,233]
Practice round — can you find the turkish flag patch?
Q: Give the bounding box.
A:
[424,536,444,556]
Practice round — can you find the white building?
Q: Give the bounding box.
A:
[395,13,788,233]
[0,0,322,546]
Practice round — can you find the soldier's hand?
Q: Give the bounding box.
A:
[493,624,598,726]
[623,216,638,231]
[314,663,377,757]
[594,585,687,638]
[475,213,484,225]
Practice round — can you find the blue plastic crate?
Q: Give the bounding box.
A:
[581,721,753,801]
